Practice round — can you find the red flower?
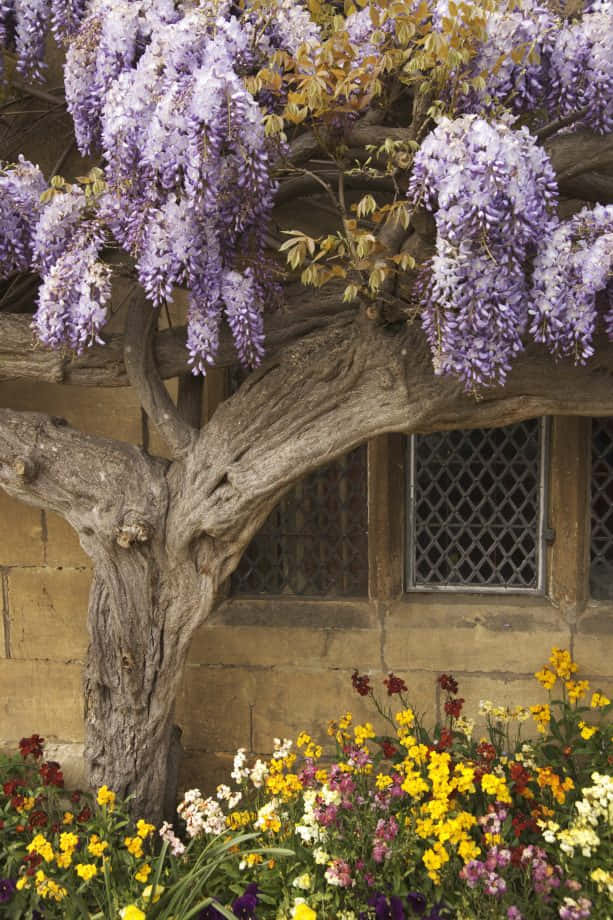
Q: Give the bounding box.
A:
[435,728,454,751]
[39,761,64,788]
[10,795,25,810]
[351,670,371,696]
[444,697,464,718]
[2,778,25,797]
[476,741,497,763]
[23,852,42,876]
[381,740,397,758]
[383,673,408,696]
[70,790,82,803]
[437,674,458,694]
[19,735,44,759]
[510,845,525,867]
[28,810,48,829]
[77,806,92,822]
[509,762,532,794]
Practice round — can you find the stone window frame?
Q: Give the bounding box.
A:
[208,368,595,611]
[368,419,592,610]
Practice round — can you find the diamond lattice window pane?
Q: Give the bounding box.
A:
[232,446,368,596]
[590,418,613,599]
[407,419,544,591]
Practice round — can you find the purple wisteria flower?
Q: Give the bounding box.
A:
[407,114,558,390]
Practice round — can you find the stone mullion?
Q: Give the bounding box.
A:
[367,434,405,601]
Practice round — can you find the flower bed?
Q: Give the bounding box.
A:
[1,648,611,919]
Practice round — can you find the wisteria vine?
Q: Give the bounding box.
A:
[0,0,611,388]
[407,115,559,389]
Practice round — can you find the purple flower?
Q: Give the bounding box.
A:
[364,893,406,920]
[232,883,259,919]
[0,879,16,903]
[507,908,524,920]
[407,891,427,915]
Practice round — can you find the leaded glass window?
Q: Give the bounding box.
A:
[232,446,368,596]
[590,417,613,599]
[406,419,547,592]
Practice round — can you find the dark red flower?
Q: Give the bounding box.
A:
[444,697,464,718]
[39,761,64,788]
[2,778,25,797]
[476,741,497,763]
[19,735,44,759]
[352,670,372,696]
[70,790,82,803]
[384,673,408,696]
[28,810,48,829]
[437,674,458,694]
[436,728,453,751]
[509,762,531,794]
[23,852,42,876]
[10,795,25,811]
[510,845,525,867]
[77,806,92,822]
[381,740,397,758]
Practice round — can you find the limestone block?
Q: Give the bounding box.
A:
[0,380,142,443]
[0,659,83,741]
[188,624,328,668]
[0,490,45,566]
[575,609,613,677]
[8,567,90,660]
[178,750,235,798]
[43,741,86,790]
[44,511,90,568]
[177,666,256,753]
[384,598,571,675]
[250,668,437,754]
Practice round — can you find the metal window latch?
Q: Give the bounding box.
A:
[543,527,556,544]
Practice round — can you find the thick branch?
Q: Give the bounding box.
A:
[0,289,352,385]
[545,130,613,181]
[0,408,166,548]
[168,318,613,568]
[124,290,197,457]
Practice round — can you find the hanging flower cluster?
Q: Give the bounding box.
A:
[407,115,558,389]
[0,156,46,276]
[549,0,613,134]
[529,204,613,363]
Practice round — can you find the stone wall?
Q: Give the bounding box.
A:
[0,382,611,795]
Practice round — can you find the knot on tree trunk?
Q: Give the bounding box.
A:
[13,455,38,482]
[115,512,152,548]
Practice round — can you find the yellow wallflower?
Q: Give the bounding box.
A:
[96,785,116,808]
[315,768,328,784]
[62,811,74,825]
[76,863,98,881]
[530,704,551,734]
[566,679,589,702]
[226,810,253,830]
[292,904,317,920]
[591,692,611,709]
[17,796,35,813]
[578,721,598,741]
[59,832,79,853]
[16,877,30,891]
[296,731,312,747]
[422,841,449,884]
[55,852,72,869]
[136,819,155,839]
[88,835,109,858]
[535,667,557,690]
[481,773,512,803]
[458,837,481,863]
[135,863,152,883]
[354,722,375,747]
[549,647,577,680]
[124,836,144,858]
[375,773,393,790]
[143,883,165,903]
[35,870,67,901]
[395,708,415,735]
[27,834,54,863]
[120,907,146,920]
